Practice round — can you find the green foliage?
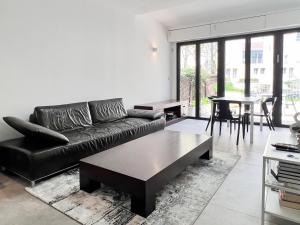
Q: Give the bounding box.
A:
[191,98,210,107]
[181,68,213,85]
[191,100,196,107]
[225,81,243,93]
[285,96,300,102]
[213,84,217,92]
[201,97,210,105]
[181,67,195,79]
[200,69,209,84]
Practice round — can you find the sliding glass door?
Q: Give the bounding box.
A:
[225,39,245,97]
[250,36,274,97]
[250,36,274,119]
[179,44,196,117]
[177,28,300,126]
[282,32,300,125]
[199,42,218,117]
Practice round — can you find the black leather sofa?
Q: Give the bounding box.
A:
[0,98,165,186]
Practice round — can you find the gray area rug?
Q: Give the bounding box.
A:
[25,151,239,225]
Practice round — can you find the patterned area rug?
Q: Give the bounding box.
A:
[25,151,239,225]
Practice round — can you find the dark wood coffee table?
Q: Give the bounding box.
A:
[79,130,212,217]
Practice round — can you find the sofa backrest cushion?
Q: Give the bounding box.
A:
[88,98,127,123]
[3,117,69,145]
[34,102,92,131]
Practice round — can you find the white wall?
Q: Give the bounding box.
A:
[0,0,171,141]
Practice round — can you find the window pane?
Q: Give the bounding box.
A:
[225,39,245,97]
[282,32,300,125]
[250,36,274,98]
[180,45,196,117]
[199,42,218,117]
[250,36,274,122]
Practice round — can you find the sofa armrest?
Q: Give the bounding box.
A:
[127,109,165,120]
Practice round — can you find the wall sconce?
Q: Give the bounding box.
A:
[152,47,159,53]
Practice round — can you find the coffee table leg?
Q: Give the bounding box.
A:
[131,191,156,217]
[200,148,213,160]
[80,173,100,193]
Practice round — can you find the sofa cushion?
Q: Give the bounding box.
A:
[88,98,127,123]
[61,117,166,155]
[3,116,69,145]
[127,109,164,120]
[63,117,153,143]
[34,102,92,131]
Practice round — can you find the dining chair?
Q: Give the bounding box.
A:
[242,97,277,138]
[210,100,242,145]
[205,96,218,131]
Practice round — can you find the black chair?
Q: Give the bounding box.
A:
[242,97,277,138]
[210,100,242,145]
[205,96,218,131]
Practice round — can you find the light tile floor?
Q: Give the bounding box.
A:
[0,119,298,225]
[166,119,298,225]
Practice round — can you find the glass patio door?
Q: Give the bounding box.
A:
[250,35,274,121]
[282,32,300,125]
[225,39,246,97]
[199,42,218,117]
[179,44,196,117]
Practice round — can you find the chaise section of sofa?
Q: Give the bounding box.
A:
[0,98,165,184]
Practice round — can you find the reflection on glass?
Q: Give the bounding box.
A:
[282,32,300,125]
[199,42,218,117]
[180,45,196,116]
[250,36,274,122]
[250,36,274,97]
[225,39,245,97]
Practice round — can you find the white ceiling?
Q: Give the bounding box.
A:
[109,0,198,13]
[111,0,300,30]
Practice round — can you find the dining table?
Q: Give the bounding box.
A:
[210,96,261,144]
